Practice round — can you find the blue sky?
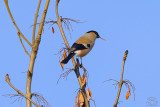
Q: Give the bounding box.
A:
[1,0,160,107]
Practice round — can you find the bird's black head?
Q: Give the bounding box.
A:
[87,30,100,38]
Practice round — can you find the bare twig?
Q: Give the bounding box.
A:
[61,17,83,37]
[32,0,42,44]
[55,0,89,107]
[5,74,40,107]
[57,68,74,84]
[114,50,128,107]
[32,93,51,107]
[4,94,24,104]
[45,20,57,25]
[26,0,50,107]
[103,79,119,83]
[34,17,82,39]
[62,18,82,23]
[17,32,31,57]
[90,99,96,107]
[4,0,32,47]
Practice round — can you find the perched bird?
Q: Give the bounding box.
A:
[61,30,104,64]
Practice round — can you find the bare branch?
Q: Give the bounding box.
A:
[55,0,89,107]
[4,0,32,47]
[26,0,50,107]
[114,50,128,107]
[5,74,40,107]
[32,0,42,44]
[17,32,31,57]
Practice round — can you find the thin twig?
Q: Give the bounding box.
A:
[55,0,89,107]
[34,17,83,39]
[3,94,24,105]
[32,93,51,107]
[114,50,128,107]
[17,32,31,57]
[57,68,74,84]
[4,0,32,47]
[5,74,40,107]
[32,0,42,44]
[103,79,119,83]
[61,17,83,38]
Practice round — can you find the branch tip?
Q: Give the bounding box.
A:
[113,50,129,107]
[5,74,10,82]
[32,0,42,44]
[123,50,128,61]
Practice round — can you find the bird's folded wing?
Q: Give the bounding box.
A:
[70,43,90,52]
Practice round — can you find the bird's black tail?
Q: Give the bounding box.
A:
[61,53,75,64]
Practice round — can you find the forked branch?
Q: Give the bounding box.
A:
[4,0,32,47]
[17,32,31,57]
[4,0,50,107]
[26,0,50,107]
[32,0,42,44]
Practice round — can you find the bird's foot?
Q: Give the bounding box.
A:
[80,63,83,68]
[75,58,87,72]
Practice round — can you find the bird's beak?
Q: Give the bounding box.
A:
[99,37,105,40]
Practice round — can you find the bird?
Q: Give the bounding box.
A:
[61,30,105,64]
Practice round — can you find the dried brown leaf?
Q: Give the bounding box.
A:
[126,88,131,100]
[62,50,67,60]
[52,27,54,34]
[59,61,64,70]
[78,91,84,106]
[75,96,77,107]
[88,88,93,100]
[87,89,90,101]
[59,50,67,70]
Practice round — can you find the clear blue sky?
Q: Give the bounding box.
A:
[1,0,160,107]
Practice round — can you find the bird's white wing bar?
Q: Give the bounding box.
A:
[82,44,90,48]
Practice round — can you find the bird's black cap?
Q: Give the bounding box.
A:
[87,30,100,38]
